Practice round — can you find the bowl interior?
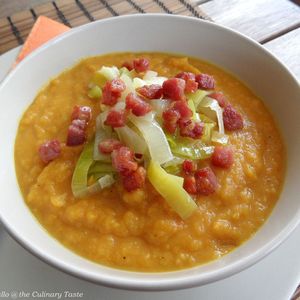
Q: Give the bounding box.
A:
[0,15,299,290]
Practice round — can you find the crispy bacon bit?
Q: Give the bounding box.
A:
[209,92,227,108]
[133,58,150,73]
[102,84,119,106]
[212,146,234,169]
[162,101,193,134]
[183,175,197,194]
[66,123,86,146]
[67,105,92,146]
[175,72,196,82]
[173,101,193,119]
[102,78,126,106]
[136,84,163,99]
[104,110,127,128]
[122,166,146,191]
[195,74,215,90]
[182,160,197,174]
[178,118,204,139]
[110,78,126,93]
[162,108,180,134]
[71,119,87,130]
[111,146,138,176]
[98,138,123,154]
[185,79,198,93]
[223,105,244,131]
[38,140,61,163]
[195,167,218,195]
[175,72,198,93]
[125,92,152,116]
[122,61,134,71]
[71,105,92,122]
[162,78,186,101]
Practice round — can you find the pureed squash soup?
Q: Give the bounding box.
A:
[15,53,285,272]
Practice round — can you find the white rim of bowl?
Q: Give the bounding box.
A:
[0,14,300,291]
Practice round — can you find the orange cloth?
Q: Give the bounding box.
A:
[15,16,69,65]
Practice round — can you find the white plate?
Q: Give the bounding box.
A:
[0,45,299,300]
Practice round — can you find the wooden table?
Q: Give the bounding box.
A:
[1,0,300,298]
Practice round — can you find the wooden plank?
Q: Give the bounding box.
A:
[264,28,300,80]
[199,0,300,42]
[0,0,51,18]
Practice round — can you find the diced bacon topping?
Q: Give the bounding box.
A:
[185,79,198,93]
[71,119,87,130]
[98,138,123,154]
[38,139,61,163]
[104,110,127,128]
[162,100,199,135]
[136,84,163,99]
[162,108,180,134]
[211,146,234,169]
[183,175,197,194]
[125,92,152,116]
[175,72,198,93]
[223,105,244,131]
[111,146,138,176]
[122,61,134,71]
[194,167,218,195]
[102,78,126,106]
[195,74,215,90]
[102,84,119,106]
[162,78,186,101]
[133,58,150,73]
[173,101,193,119]
[66,123,86,146]
[182,160,197,174]
[122,166,146,191]
[110,78,126,93]
[209,92,227,108]
[175,72,196,82]
[67,106,92,146]
[178,118,204,139]
[71,105,92,122]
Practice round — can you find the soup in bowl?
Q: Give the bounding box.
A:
[0,15,299,290]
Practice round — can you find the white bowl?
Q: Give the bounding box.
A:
[0,14,299,291]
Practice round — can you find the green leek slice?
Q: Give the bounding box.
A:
[88,85,102,99]
[201,123,215,143]
[98,66,120,81]
[198,97,224,134]
[129,117,173,164]
[143,70,158,80]
[147,161,197,219]
[120,73,135,101]
[88,162,115,174]
[115,125,147,154]
[167,135,214,160]
[71,141,94,198]
[211,131,229,145]
[119,67,135,78]
[98,174,115,189]
[162,157,184,175]
[187,99,199,121]
[187,89,210,109]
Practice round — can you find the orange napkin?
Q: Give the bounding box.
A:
[15,16,70,65]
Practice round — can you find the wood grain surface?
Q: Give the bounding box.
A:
[0,0,209,54]
[265,27,300,79]
[199,0,300,42]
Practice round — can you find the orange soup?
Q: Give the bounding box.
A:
[15,53,285,271]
